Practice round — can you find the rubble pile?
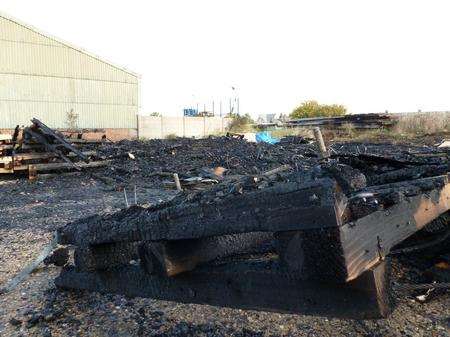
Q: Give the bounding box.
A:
[91,136,449,190]
[91,136,317,187]
[55,136,450,319]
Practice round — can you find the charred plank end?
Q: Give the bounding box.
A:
[74,242,139,272]
[55,260,392,319]
[278,178,450,283]
[139,232,274,277]
[341,179,450,281]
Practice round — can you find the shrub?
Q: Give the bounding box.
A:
[290,100,347,119]
[66,109,79,129]
[165,133,178,140]
[227,113,255,132]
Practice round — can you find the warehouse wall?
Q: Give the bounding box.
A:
[0,14,138,130]
[138,116,232,139]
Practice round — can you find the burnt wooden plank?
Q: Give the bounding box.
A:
[74,242,139,272]
[340,179,450,280]
[57,177,345,246]
[367,165,448,186]
[31,118,89,162]
[24,128,78,169]
[139,232,274,276]
[55,260,392,319]
[0,160,110,173]
[277,176,450,282]
[12,151,96,162]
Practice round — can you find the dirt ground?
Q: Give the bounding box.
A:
[0,173,448,337]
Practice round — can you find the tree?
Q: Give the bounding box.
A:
[66,109,79,129]
[227,113,254,132]
[290,100,347,119]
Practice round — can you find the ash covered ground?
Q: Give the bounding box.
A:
[0,136,449,337]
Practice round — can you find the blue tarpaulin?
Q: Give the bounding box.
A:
[255,131,280,145]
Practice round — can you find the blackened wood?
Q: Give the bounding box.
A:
[323,163,367,193]
[283,113,396,130]
[58,177,344,246]
[74,242,139,272]
[0,160,110,174]
[367,165,448,186]
[139,232,274,276]
[31,118,89,162]
[340,181,450,280]
[55,260,392,319]
[276,228,347,280]
[278,178,450,282]
[24,128,78,169]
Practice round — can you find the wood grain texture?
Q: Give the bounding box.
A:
[139,232,274,276]
[58,177,344,246]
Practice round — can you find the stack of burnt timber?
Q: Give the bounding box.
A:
[0,118,108,179]
[55,141,450,319]
[259,113,396,129]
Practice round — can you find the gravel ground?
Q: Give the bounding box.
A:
[0,174,449,337]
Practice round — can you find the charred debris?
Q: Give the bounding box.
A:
[53,132,450,319]
[0,119,108,179]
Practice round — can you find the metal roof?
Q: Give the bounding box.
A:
[0,11,140,78]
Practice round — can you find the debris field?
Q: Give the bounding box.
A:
[0,130,449,336]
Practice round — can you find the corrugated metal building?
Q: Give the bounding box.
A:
[0,12,139,139]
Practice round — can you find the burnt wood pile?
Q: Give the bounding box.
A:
[0,118,108,179]
[55,139,450,319]
[91,135,318,188]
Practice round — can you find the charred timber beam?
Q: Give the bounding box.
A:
[277,176,450,282]
[0,160,110,174]
[367,165,448,186]
[74,242,139,272]
[24,128,78,169]
[57,178,346,246]
[139,232,274,276]
[31,118,89,162]
[55,260,392,319]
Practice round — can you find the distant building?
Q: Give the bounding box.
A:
[0,12,139,139]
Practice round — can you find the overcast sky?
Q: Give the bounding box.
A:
[3,0,450,116]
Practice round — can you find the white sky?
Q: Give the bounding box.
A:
[3,0,450,116]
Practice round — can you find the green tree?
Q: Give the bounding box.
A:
[290,100,346,119]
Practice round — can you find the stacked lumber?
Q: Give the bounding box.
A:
[258,113,397,129]
[55,140,450,319]
[0,118,109,179]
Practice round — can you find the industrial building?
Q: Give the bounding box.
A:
[0,12,139,139]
